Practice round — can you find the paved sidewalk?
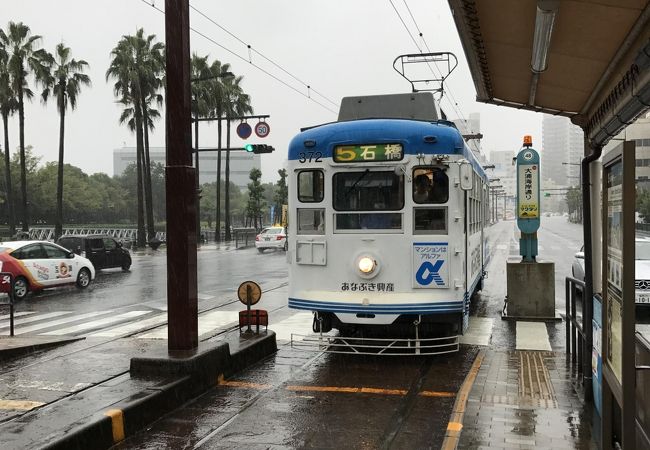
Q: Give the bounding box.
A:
[455,342,599,448]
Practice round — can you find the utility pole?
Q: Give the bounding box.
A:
[165,0,198,351]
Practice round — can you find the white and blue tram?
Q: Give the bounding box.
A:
[287,92,489,354]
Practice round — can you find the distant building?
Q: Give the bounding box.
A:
[541,115,583,186]
[113,147,261,191]
[489,149,516,198]
[453,112,483,159]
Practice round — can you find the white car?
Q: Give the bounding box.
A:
[572,236,650,305]
[255,227,288,253]
[0,240,96,300]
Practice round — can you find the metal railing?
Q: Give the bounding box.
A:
[565,276,592,400]
[636,332,650,447]
[233,228,258,249]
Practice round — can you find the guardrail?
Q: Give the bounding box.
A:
[565,276,591,400]
[233,228,257,249]
[23,227,167,244]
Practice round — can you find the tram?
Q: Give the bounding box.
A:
[286,58,489,354]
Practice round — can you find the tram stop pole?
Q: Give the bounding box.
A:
[164,0,198,351]
[503,136,559,321]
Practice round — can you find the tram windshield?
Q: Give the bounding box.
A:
[333,171,403,230]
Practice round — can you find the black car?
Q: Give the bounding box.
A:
[56,234,131,271]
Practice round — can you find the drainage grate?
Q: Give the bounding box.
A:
[518,351,558,408]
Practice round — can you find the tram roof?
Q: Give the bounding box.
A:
[288,118,488,179]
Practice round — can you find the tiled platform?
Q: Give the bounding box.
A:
[458,350,599,449]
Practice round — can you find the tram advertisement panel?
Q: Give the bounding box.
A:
[412,242,448,289]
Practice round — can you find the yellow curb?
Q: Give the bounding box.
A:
[441,349,485,450]
[104,408,125,443]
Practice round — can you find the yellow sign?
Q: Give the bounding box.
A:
[518,203,539,218]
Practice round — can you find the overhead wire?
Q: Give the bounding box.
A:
[188,4,339,109]
[139,0,338,115]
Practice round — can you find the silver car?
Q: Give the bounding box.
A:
[572,237,650,305]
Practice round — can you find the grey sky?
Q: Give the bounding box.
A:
[3,0,542,183]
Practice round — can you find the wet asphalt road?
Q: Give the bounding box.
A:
[10,244,289,316]
[109,217,589,449]
[115,346,480,450]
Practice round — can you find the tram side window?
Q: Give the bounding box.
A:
[414,207,447,234]
[412,168,448,204]
[297,208,325,234]
[298,170,324,203]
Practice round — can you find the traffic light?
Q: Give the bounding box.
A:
[244,144,274,154]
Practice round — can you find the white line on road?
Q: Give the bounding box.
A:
[14,310,115,335]
[0,311,71,329]
[42,310,151,336]
[137,310,240,339]
[516,321,552,351]
[459,317,494,346]
[270,312,314,342]
[89,313,168,337]
[0,311,36,322]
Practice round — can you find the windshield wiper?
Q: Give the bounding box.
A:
[344,169,370,199]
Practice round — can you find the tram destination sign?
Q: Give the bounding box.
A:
[334,143,403,162]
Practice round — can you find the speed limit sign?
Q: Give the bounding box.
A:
[254,121,270,138]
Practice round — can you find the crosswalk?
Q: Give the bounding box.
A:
[0,308,554,350]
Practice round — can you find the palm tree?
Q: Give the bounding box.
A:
[41,43,90,240]
[0,35,17,235]
[208,59,232,242]
[191,54,214,243]
[224,76,252,241]
[107,29,163,248]
[0,22,49,231]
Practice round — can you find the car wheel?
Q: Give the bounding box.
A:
[76,268,91,288]
[13,276,29,300]
[122,261,131,271]
[257,248,265,254]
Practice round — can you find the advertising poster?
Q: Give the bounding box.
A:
[413,242,448,289]
[606,161,623,383]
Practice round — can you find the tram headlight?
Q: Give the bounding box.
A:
[358,256,376,274]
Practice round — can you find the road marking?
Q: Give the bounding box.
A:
[218,379,455,398]
[89,313,168,337]
[0,311,71,328]
[516,321,552,351]
[42,310,150,336]
[441,349,486,450]
[0,399,45,410]
[271,312,313,341]
[137,310,239,339]
[459,317,493,346]
[13,310,115,335]
[198,293,214,300]
[0,311,35,321]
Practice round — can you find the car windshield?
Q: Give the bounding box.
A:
[637,241,650,260]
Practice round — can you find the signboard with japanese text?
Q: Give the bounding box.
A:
[516,147,540,234]
[412,242,448,288]
[334,143,404,163]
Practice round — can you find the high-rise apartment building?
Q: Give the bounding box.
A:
[541,115,583,186]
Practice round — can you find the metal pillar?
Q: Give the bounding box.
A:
[165,0,198,351]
